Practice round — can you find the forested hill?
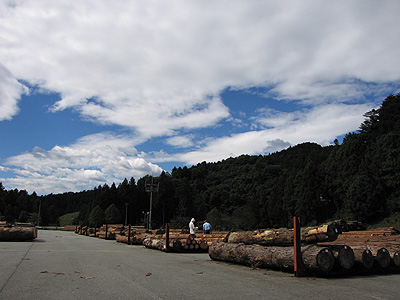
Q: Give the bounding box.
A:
[1,94,399,230]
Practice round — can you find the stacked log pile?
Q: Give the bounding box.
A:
[227,224,338,246]
[142,231,230,252]
[76,226,90,236]
[62,225,77,231]
[209,242,337,273]
[115,227,154,244]
[209,222,400,276]
[318,227,400,271]
[98,224,124,239]
[0,222,38,241]
[210,224,341,275]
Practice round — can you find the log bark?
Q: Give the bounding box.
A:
[227,225,337,246]
[209,241,335,273]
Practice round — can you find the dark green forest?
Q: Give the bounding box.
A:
[1,94,399,230]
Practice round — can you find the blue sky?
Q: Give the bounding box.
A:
[1,1,399,195]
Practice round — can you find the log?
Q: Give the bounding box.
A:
[199,240,209,250]
[227,225,337,246]
[170,239,183,251]
[209,241,335,274]
[62,225,77,231]
[143,238,166,251]
[0,221,11,227]
[0,226,38,241]
[330,245,355,270]
[374,247,391,269]
[301,245,335,273]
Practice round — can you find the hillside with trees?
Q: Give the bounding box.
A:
[1,93,399,230]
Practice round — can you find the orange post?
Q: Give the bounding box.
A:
[128,224,131,245]
[165,223,170,251]
[293,216,304,277]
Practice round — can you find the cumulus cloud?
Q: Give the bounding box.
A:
[172,103,372,165]
[0,63,27,121]
[1,132,163,194]
[0,1,399,193]
[1,1,399,132]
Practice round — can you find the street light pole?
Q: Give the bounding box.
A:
[145,176,159,230]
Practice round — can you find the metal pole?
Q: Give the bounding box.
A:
[146,177,159,230]
[149,189,153,230]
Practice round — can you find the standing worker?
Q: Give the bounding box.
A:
[203,220,211,234]
[189,218,198,235]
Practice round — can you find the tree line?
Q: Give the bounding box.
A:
[1,93,399,230]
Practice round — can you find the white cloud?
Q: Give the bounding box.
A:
[1,0,399,133]
[172,103,372,165]
[1,132,163,194]
[165,135,195,148]
[0,1,399,193]
[0,63,27,121]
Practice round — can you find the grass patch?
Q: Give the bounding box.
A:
[59,212,79,227]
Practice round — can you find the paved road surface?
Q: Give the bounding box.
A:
[1,230,400,299]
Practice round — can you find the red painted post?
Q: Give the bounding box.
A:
[165,223,170,251]
[293,216,303,277]
[128,224,131,245]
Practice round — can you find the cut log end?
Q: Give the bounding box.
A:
[334,246,355,270]
[376,248,390,269]
[316,248,335,273]
[393,252,400,267]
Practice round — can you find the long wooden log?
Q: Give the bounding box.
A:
[62,225,77,231]
[143,238,166,250]
[227,225,337,246]
[142,238,185,252]
[0,226,38,241]
[209,241,335,273]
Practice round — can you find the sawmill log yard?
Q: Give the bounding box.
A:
[1,220,400,299]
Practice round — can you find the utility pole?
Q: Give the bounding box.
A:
[145,176,159,230]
